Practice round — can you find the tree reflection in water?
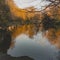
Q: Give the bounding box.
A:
[7,24,58,60]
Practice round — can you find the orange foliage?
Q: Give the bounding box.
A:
[45,29,60,48]
[6,0,36,20]
[11,25,36,39]
[45,5,60,20]
[6,0,60,49]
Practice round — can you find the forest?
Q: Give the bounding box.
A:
[0,0,60,60]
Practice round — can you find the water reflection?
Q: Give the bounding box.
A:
[7,32,58,60]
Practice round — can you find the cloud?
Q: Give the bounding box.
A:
[13,0,51,10]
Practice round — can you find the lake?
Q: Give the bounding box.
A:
[7,32,58,60]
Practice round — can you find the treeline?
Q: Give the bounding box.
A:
[0,0,12,28]
[0,0,60,29]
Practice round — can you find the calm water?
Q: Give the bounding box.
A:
[7,32,58,60]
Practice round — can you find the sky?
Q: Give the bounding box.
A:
[7,32,58,60]
[13,0,51,10]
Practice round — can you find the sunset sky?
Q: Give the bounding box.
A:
[13,0,51,10]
